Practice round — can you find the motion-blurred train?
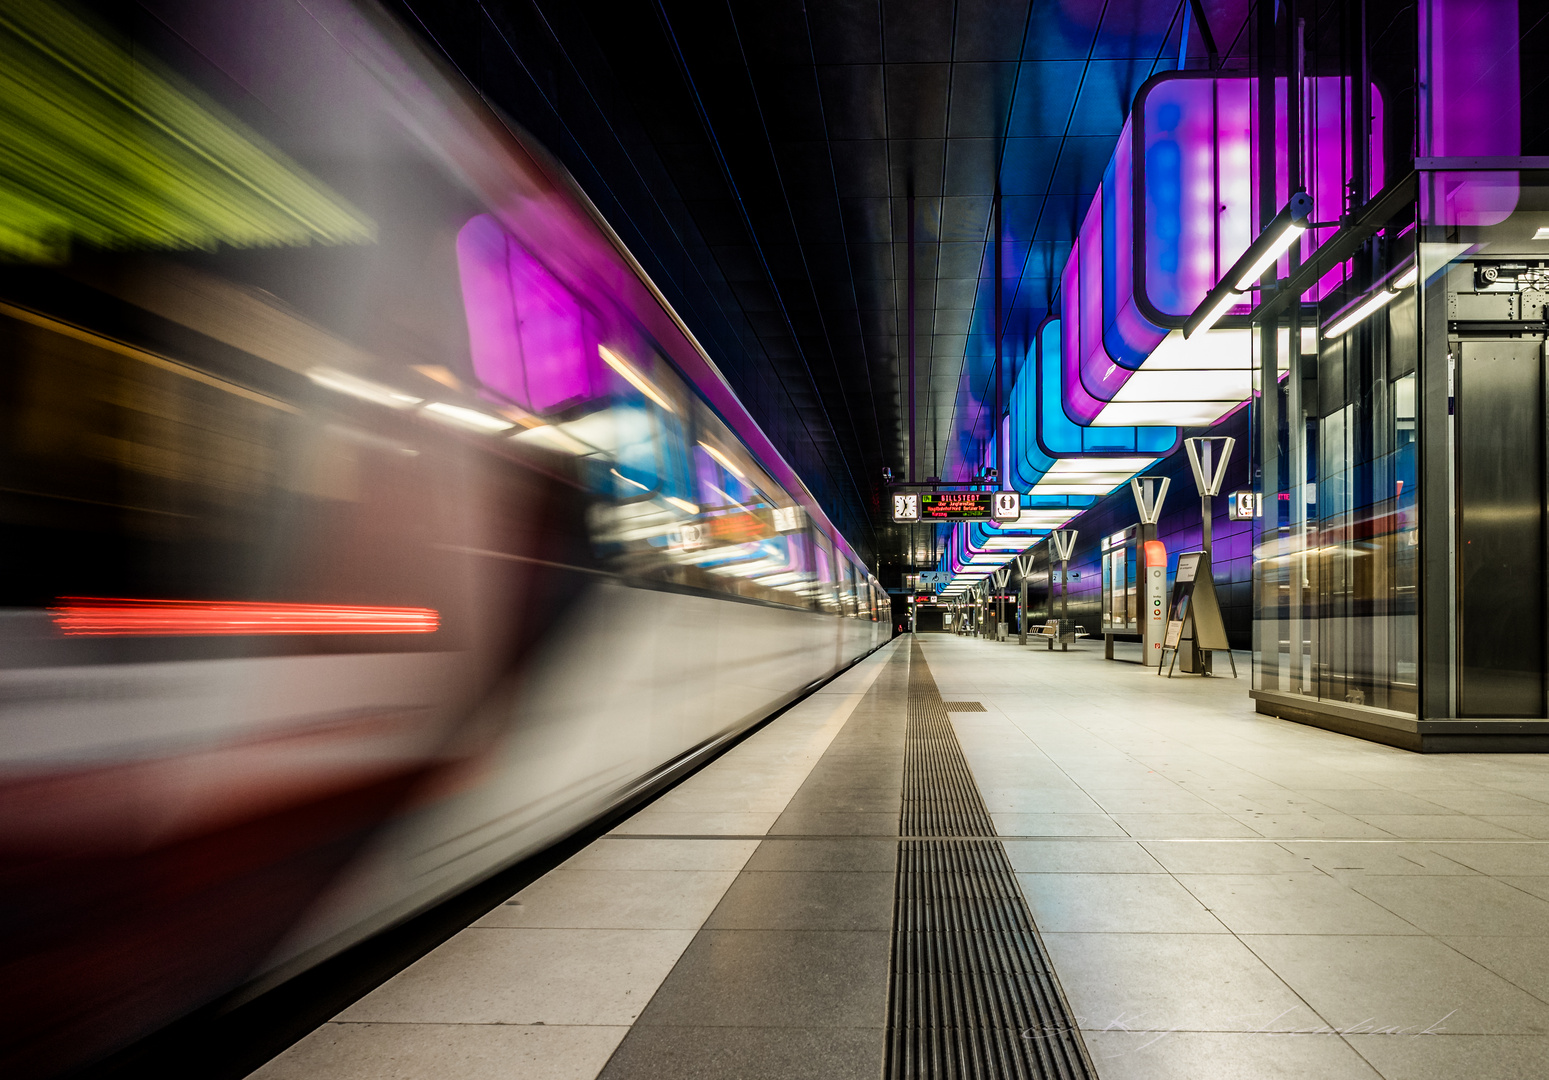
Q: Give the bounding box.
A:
[0,1,887,1072]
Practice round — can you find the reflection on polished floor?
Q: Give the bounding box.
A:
[254,634,1549,1080]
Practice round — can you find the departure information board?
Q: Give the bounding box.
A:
[920,492,995,520]
[892,490,1021,523]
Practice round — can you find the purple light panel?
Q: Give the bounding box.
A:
[456,214,601,414]
[1418,0,1521,227]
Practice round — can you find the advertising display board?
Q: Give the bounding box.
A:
[1157,551,1236,677]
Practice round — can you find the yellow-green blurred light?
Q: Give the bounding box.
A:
[0,0,375,262]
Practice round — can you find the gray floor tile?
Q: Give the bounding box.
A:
[1345,1033,1549,1079]
[610,811,779,836]
[1500,876,1549,902]
[1242,935,1549,1035]
[633,930,890,1029]
[780,789,901,814]
[597,1025,882,1080]
[1084,1030,1383,1080]
[1477,816,1549,839]
[1001,839,1165,874]
[1016,873,1227,933]
[742,837,899,873]
[992,813,1128,836]
[561,838,761,872]
[1111,813,1264,838]
[1140,840,1315,875]
[475,869,738,930]
[1176,874,1421,935]
[703,871,895,931]
[767,811,899,835]
[250,1023,628,1080]
[1347,875,1549,936]
[1229,812,1392,838]
[1082,786,1224,814]
[1416,790,1549,815]
[1442,936,1549,1003]
[1277,842,1478,877]
[336,928,695,1025]
[1292,789,1454,815]
[1427,843,1549,876]
[1354,815,1533,840]
[1038,932,1325,1033]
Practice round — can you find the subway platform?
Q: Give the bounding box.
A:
[255,634,1549,1080]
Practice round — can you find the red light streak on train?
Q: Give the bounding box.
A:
[49,598,440,636]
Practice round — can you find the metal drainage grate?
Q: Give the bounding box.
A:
[886,642,1093,1080]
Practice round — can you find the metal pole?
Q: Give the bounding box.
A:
[1018,574,1028,645]
[1256,0,1282,693]
[1287,12,1308,694]
[1060,559,1070,651]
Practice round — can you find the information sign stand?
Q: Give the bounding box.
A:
[1156,552,1237,678]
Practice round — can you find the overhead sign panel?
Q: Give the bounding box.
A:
[892,491,1022,522]
[921,492,994,521]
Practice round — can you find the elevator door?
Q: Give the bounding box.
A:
[1457,339,1545,717]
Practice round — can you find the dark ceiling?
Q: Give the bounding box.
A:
[394,0,1252,569]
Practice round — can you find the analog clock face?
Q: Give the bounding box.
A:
[893,493,919,521]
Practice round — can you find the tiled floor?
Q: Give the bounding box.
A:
[253,633,1549,1080]
[926,633,1549,1080]
[250,641,902,1080]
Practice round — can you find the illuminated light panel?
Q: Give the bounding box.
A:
[1391,264,1418,290]
[1085,328,1257,427]
[308,368,421,409]
[51,598,439,636]
[1046,457,1156,475]
[665,496,699,514]
[515,424,593,455]
[423,402,514,433]
[1093,400,1246,427]
[599,346,675,413]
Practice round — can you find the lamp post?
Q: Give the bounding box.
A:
[1183,436,1235,674]
[1049,529,1078,651]
[1128,475,1171,666]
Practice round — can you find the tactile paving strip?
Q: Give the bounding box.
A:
[886,641,1094,1080]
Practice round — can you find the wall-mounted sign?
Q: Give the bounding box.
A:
[991,491,1022,522]
[1227,490,1262,521]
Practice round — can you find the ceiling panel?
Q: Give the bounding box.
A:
[416,0,1204,567]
